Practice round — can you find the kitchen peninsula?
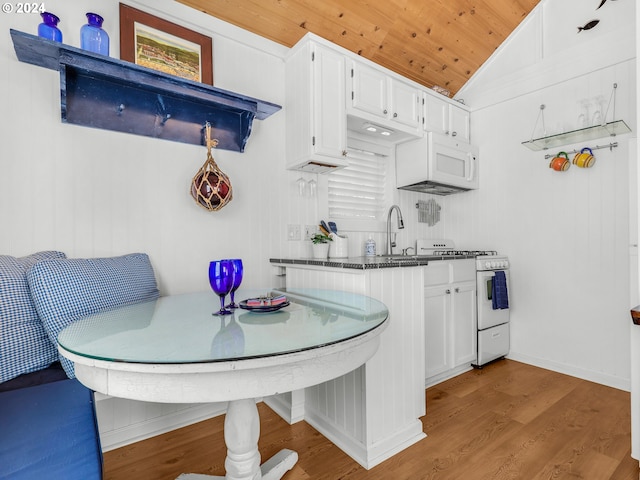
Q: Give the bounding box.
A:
[269,256,426,468]
[268,253,476,469]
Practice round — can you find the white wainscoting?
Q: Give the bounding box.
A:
[95,395,227,451]
[274,264,426,469]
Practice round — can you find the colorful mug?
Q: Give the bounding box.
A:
[573,147,595,168]
[549,152,570,171]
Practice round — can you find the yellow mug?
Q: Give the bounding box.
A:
[573,147,595,168]
[549,152,570,172]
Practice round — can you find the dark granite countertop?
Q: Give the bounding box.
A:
[270,254,476,270]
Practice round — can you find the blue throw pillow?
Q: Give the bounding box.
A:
[26,253,160,378]
[0,251,66,383]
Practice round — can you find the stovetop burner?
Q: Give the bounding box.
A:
[417,239,503,259]
[432,250,498,257]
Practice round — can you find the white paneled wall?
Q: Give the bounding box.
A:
[0,0,309,450]
[453,0,636,390]
[334,189,451,258]
[451,70,635,389]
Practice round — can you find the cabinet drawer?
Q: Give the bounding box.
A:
[451,259,475,282]
[425,259,475,286]
[424,262,450,286]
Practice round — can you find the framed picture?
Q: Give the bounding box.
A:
[119,3,213,85]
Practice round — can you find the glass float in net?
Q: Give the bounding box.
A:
[190,127,233,211]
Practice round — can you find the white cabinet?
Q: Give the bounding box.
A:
[349,61,421,134]
[349,61,386,118]
[424,259,476,386]
[422,92,447,134]
[449,102,470,142]
[424,285,450,378]
[451,282,477,366]
[285,39,348,173]
[422,92,470,143]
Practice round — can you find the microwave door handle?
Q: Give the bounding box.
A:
[466,153,475,182]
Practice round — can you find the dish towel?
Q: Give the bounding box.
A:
[492,270,509,310]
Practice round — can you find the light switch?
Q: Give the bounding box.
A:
[287,224,301,241]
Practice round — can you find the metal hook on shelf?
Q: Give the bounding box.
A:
[155,95,172,127]
[543,142,618,159]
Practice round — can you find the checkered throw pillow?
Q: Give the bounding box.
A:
[0,251,66,383]
[27,253,160,378]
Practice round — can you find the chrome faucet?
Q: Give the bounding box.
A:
[386,205,404,255]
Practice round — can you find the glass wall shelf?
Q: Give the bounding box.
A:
[522,120,631,151]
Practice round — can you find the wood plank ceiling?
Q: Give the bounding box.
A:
[177,0,540,96]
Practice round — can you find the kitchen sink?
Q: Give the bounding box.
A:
[374,255,432,262]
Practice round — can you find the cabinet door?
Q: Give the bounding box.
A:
[423,92,448,134]
[390,79,421,130]
[451,281,477,367]
[313,45,347,158]
[424,285,451,379]
[449,103,470,142]
[350,61,387,118]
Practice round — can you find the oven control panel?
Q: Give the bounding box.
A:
[476,256,509,271]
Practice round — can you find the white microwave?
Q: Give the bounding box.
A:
[395,132,478,195]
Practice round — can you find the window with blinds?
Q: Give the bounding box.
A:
[327,152,387,220]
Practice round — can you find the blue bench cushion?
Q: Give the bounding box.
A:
[26,253,160,378]
[0,378,103,479]
[0,251,66,383]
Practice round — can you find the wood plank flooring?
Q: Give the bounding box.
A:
[103,360,638,479]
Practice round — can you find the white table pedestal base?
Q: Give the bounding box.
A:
[176,398,298,480]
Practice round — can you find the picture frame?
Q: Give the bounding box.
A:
[119,3,213,85]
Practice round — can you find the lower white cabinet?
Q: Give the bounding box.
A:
[424,260,477,386]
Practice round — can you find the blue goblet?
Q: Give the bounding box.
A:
[209,260,233,316]
[225,259,244,309]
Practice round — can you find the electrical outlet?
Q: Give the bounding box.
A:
[287,224,301,241]
[304,225,316,241]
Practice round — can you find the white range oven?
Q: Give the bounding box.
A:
[474,254,510,367]
[417,239,510,368]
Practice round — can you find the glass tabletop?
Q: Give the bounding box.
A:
[57,288,388,364]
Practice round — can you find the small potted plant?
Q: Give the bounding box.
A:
[311,232,332,259]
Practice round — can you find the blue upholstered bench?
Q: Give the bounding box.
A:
[0,251,159,480]
[0,375,103,479]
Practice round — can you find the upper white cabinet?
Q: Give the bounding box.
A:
[348,61,422,134]
[449,103,471,142]
[285,39,348,173]
[284,33,473,172]
[423,92,470,143]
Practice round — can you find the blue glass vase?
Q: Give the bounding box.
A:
[38,12,62,42]
[80,12,109,56]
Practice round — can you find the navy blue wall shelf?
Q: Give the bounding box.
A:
[10,29,281,152]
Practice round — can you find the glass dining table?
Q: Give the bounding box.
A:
[58,288,388,480]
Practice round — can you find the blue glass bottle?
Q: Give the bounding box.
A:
[38,12,62,42]
[80,13,109,56]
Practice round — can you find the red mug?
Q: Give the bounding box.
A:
[549,152,570,171]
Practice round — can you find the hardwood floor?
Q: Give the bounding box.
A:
[103,360,638,479]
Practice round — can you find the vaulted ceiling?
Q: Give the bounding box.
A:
[177,0,541,96]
